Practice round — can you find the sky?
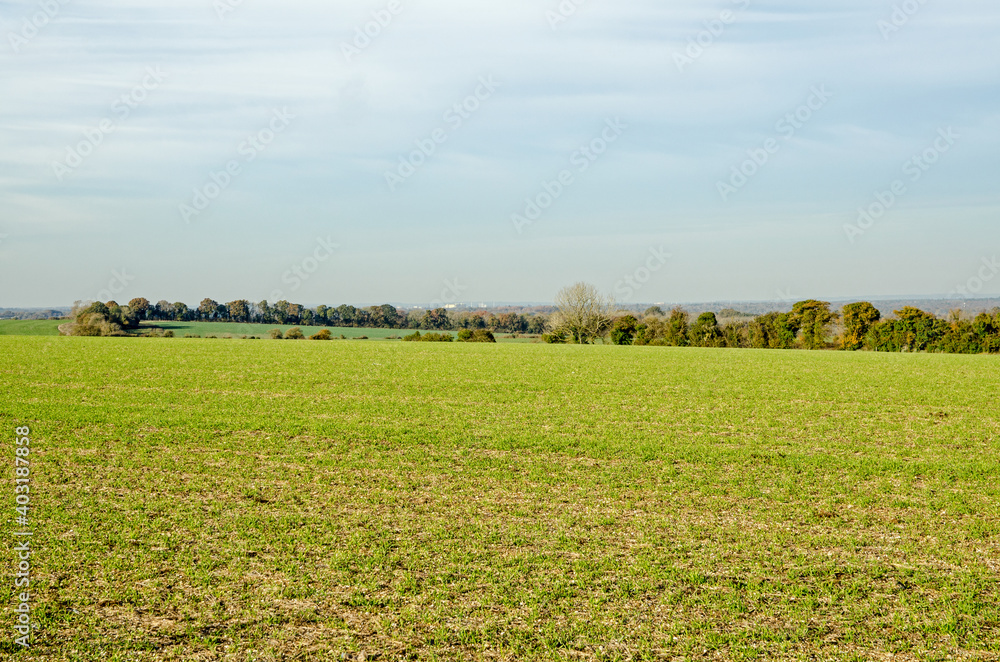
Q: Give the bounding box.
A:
[1,0,998,308]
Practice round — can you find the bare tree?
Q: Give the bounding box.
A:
[552,282,615,344]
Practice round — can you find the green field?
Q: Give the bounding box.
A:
[2,337,999,660]
[142,321,415,340]
[0,319,64,336]
[0,320,540,343]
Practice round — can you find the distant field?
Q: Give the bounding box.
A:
[143,321,415,339]
[0,319,64,336]
[2,337,998,660]
[0,319,540,342]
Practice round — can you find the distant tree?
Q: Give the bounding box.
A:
[336,304,358,327]
[72,301,127,336]
[83,301,109,319]
[644,305,665,317]
[255,300,273,325]
[227,300,251,323]
[493,312,526,334]
[552,282,614,344]
[791,300,838,350]
[105,302,126,327]
[198,298,219,321]
[301,309,315,326]
[664,308,690,346]
[285,327,305,340]
[718,308,750,319]
[173,302,191,321]
[354,308,372,328]
[268,329,284,340]
[527,315,547,335]
[154,300,172,320]
[721,321,749,348]
[749,312,800,349]
[368,304,403,329]
[610,315,639,345]
[273,300,291,324]
[314,305,330,326]
[120,305,140,329]
[128,298,150,320]
[464,313,487,330]
[421,308,453,330]
[869,307,947,352]
[841,302,881,351]
[689,312,723,347]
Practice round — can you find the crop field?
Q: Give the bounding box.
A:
[143,322,417,340]
[1,336,998,661]
[0,320,64,336]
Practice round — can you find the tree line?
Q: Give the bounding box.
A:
[604,300,1000,353]
[69,289,1000,354]
[70,298,547,336]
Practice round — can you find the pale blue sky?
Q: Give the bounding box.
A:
[1,0,998,307]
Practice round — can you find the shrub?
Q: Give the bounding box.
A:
[311,329,332,340]
[163,330,175,338]
[541,332,567,344]
[268,329,284,340]
[403,331,453,342]
[285,327,305,340]
[458,329,496,343]
[184,334,201,338]
[205,334,218,339]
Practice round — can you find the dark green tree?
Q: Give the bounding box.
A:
[610,315,639,345]
[665,308,689,346]
[689,312,722,347]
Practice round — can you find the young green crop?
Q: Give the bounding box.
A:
[1,337,998,660]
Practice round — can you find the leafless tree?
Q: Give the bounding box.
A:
[552,282,615,344]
